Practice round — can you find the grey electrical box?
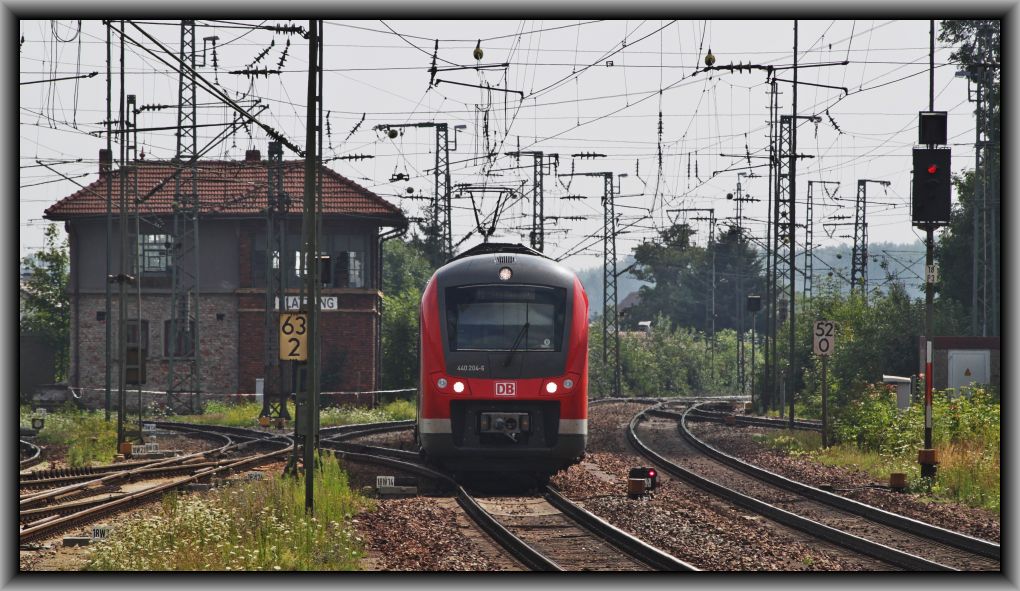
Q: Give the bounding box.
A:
[883,375,912,410]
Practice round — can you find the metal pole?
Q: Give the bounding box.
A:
[105,21,113,422]
[530,152,545,252]
[821,355,828,447]
[116,20,127,450]
[299,19,321,513]
[736,178,744,396]
[971,80,980,336]
[764,78,776,411]
[923,226,935,475]
[751,311,757,411]
[921,20,936,479]
[710,211,716,387]
[788,19,798,427]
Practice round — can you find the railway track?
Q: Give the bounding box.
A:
[667,406,824,431]
[679,402,1000,561]
[325,425,696,571]
[20,440,43,471]
[627,404,1000,571]
[19,424,293,545]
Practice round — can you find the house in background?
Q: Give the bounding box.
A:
[44,147,407,404]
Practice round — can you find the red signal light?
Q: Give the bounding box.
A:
[928,164,938,174]
[648,469,656,478]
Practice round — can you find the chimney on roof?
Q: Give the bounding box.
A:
[99,149,112,176]
[245,149,261,162]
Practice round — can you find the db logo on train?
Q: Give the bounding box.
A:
[495,382,517,396]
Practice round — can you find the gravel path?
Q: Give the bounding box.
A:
[355,497,521,571]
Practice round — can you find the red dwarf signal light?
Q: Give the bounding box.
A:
[928,164,938,174]
[630,466,658,491]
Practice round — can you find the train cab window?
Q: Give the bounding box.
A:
[446,285,566,352]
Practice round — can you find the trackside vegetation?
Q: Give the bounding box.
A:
[85,454,369,571]
[757,385,999,513]
[20,404,118,467]
[167,399,416,428]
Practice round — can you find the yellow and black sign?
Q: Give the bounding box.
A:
[279,313,308,361]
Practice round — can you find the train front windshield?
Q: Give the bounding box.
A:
[446,285,566,352]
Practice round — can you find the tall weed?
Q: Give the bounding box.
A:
[85,454,370,571]
[170,399,416,428]
[823,384,999,512]
[27,403,118,467]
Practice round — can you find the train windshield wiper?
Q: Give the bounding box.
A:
[503,322,530,367]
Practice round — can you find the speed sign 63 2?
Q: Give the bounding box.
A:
[813,320,836,356]
[279,313,308,361]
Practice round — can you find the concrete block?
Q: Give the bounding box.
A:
[376,485,418,497]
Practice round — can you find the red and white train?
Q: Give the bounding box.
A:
[416,243,589,475]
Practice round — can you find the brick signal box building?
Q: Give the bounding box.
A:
[44,149,407,402]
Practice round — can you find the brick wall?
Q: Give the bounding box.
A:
[235,288,381,393]
[71,293,238,395]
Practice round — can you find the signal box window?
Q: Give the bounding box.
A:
[446,285,566,352]
[136,234,171,274]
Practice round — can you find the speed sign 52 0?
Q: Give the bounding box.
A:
[813,320,836,356]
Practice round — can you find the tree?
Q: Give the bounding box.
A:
[939,20,1000,115]
[20,224,70,381]
[626,222,765,333]
[382,236,435,296]
[380,238,435,389]
[712,225,767,331]
[937,20,1000,334]
[626,223,705,330]
[934,171,976,317]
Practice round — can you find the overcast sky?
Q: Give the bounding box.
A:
[20,19,982,273]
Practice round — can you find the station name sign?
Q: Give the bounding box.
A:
[274,296,339,311]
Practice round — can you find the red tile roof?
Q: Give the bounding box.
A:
[44,159,406,226]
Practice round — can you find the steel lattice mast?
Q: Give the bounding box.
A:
[166,19,201,414]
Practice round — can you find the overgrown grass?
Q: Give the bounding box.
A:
[168,399,416,428]
[754,386,1000,513]
[85,454,370,571]
[21,403,118,467]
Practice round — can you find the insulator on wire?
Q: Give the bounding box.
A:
[278,38,291,68]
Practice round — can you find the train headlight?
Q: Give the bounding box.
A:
[453,381,466,393]
[563,378,574,389]
[437,377,448,389]
[499,267,513,281]
[545,381,558,394]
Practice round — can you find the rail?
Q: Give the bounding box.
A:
[626,406,954,571]
[678,402,1000,561]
